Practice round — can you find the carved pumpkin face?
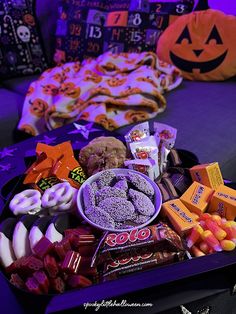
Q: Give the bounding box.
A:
[124,110,149,123]
[95,114,118,131]
[29,98,48,117]
[157,10,236,81]
[42,84,58,96]
[107,77,127,87]
[59,82,81,98]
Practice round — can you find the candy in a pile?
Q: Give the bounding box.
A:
[186,212,236,257]
[82,169,156,230]
[6,224,99,294]
[24,141,87,191]
[93,222,186,281]
[124,122,177,180]
[160,161,236,256]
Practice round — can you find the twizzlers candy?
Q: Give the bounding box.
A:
[92,222,185,265]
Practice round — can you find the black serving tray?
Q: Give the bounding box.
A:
[0,121,236,313]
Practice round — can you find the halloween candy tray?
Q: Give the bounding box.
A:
[0,121,236,313]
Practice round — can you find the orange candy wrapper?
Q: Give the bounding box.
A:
[24,141,87,191]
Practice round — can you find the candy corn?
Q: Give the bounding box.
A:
[211,214,222,226]
[220,240,236,251]
[221,221,236,243]
[199,213,212,221]
[205,219,227,241]
[201,230,222,252]
[199,241,211,254]
[191,245,205,257]
[186,225,204,248]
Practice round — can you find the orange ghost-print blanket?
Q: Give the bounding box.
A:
[18,52,182,135]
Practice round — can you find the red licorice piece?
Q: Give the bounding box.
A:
[67,234,96,251]
[10,273,25,290]
[54,238,71,260]
[64,226,94,237]
[81,267,98,277]
[25,277,43,295]
[44,255,59,278]
[78,245,96,257]
[78,235,96,245]
[21,256,43,275]
[5,256,29,275]
[66,233,80,250]
[33,270,49,294]
[61,251,81,274]
[66,274,92,288]
[78,256,93,272]
[50,277,65,294]
[33,236,54,258]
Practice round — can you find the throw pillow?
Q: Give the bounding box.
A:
[54,0,194,63]
[0,0,48,79]
[156,9,236,81]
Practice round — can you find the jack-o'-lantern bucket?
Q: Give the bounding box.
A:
[157,9,236,81]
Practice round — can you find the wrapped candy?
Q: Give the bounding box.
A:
[154,122,177,173]
[24,141,87,191]
[124,121,150,149]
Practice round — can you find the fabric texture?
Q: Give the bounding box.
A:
[0,0,48,80]
[156,9,236,81]
[54,0,194,63]
[18,51,182,135]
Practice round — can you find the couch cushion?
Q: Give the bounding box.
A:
[117,78,236,181]
[2,75,39,96]
[0,89,24,148]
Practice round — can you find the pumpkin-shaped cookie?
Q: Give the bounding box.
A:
[157,9,236,81]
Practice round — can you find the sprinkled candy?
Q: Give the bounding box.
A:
[133,214,151,225]
[83,184,96,210]
[128,172,154,197]
[86,206,115,229]
[99,197,135,222]
[129,189,155,216]
[96,170,116,189]
[96,186,126,204]
[113,179,128,191]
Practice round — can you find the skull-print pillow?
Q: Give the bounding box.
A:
[0,0,48,79]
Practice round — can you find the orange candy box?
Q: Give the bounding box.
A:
[161,199,197,236]
[180,182,214,216]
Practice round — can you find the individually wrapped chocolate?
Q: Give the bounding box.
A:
[154,122,177,173]
[124,121,150,149]
[102,250,184,282]
[124,159,156,181]
[129,136,160,179]
[24,141,87,191]
[92,222,186,266]
[154,122,177,149]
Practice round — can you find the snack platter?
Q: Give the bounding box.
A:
[1,122,236,313]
